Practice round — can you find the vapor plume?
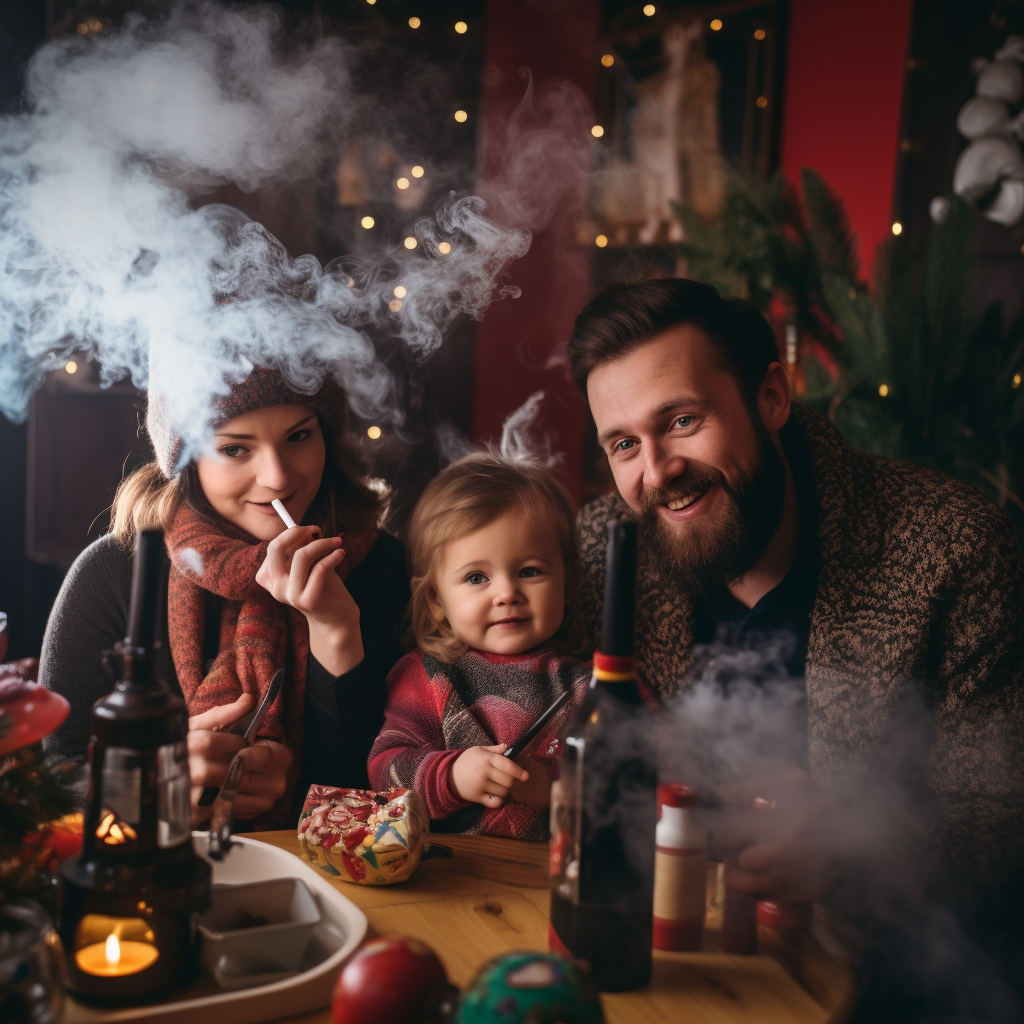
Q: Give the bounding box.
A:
[658,631,1022,1020]
[0,1,542,469]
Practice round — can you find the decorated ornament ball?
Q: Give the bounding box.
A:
[929,196,951,223]
[332,936,456,1024]
[456,951,603,1024]
[0,678,70,755]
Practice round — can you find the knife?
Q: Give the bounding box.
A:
[206,750,247,860]
[198,669,284,807]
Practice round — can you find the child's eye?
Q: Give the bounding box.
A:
[519,566,542,578]
[465,572,488,585]
[218,444,249,458]
[288,428,312,442]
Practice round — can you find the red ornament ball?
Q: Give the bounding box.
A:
[332,936,451,1024]
[0,679,70,755]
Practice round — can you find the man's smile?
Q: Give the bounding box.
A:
[658,485,714,520]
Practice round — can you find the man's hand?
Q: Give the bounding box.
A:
[187,694,294,825]
[450,744,529,809]
[713,765,842,904]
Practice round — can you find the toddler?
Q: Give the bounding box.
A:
[367,454,591,840]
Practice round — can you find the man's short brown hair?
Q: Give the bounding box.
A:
[567,279,779,407]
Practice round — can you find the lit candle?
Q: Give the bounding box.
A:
[75,932,159,977]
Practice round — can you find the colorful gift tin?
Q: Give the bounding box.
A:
[296,786,428,885]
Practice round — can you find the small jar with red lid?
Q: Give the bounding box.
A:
[652,783,707,951]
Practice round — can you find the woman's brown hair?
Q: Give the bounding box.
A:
[407,452,587,664]
[110,413,381,547]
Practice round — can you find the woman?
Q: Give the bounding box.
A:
[40,368,410,825]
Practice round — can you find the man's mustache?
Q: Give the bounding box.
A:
[638,465,728,516]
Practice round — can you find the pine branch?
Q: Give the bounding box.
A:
[0,749,80,909]
[801,167,860,282]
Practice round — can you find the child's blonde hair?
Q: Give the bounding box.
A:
[408,453,588,664]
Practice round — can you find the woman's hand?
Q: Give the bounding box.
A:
[255,525,364,676]
[451,744,529,809]
[187,694,294,825]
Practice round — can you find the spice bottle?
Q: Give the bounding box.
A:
[652,783,706,951]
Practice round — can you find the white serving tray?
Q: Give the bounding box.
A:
[62,833,367,1024]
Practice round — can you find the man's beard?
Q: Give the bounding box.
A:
[637,424,787,598]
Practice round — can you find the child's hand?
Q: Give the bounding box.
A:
[451,744,529,808]
[509,754,553,807]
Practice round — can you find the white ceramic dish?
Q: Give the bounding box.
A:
[199,876,321,980]
[61,834,367,1024]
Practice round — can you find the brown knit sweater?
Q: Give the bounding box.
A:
[578,405,1024,920]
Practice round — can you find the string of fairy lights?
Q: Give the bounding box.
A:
[351,5,786,436]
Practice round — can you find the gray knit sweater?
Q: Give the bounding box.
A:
[579,405,1024,934]
[39,531,410,796]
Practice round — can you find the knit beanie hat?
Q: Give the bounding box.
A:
[147,367,348,477]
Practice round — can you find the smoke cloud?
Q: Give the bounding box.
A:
[658,631,1022,1020]
[0,1,549,469]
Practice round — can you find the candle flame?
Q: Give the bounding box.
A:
[105,933,121,965]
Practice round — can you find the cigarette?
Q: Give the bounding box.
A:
[271,499,298,529]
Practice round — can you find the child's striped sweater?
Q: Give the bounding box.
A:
[367,647,591,840]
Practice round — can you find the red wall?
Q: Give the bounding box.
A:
[470,0,600,503]
[780,0,914,277]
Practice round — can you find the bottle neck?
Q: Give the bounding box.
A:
[593,651,635,682]
[115,643,157,690]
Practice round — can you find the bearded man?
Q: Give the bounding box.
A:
[570,278,1024,1016]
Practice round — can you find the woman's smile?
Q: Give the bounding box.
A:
[195,406,326,542]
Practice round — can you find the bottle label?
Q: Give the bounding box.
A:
[592,652,634,682]
[549,770,582,904]
[157,741,191,848]
[653,847,707,922]
[101,747,142,825]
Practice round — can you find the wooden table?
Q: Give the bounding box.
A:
[251,830,856,1024]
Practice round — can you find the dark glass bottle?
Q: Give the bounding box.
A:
[549,520,657,991]
[60,530,211,1003]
